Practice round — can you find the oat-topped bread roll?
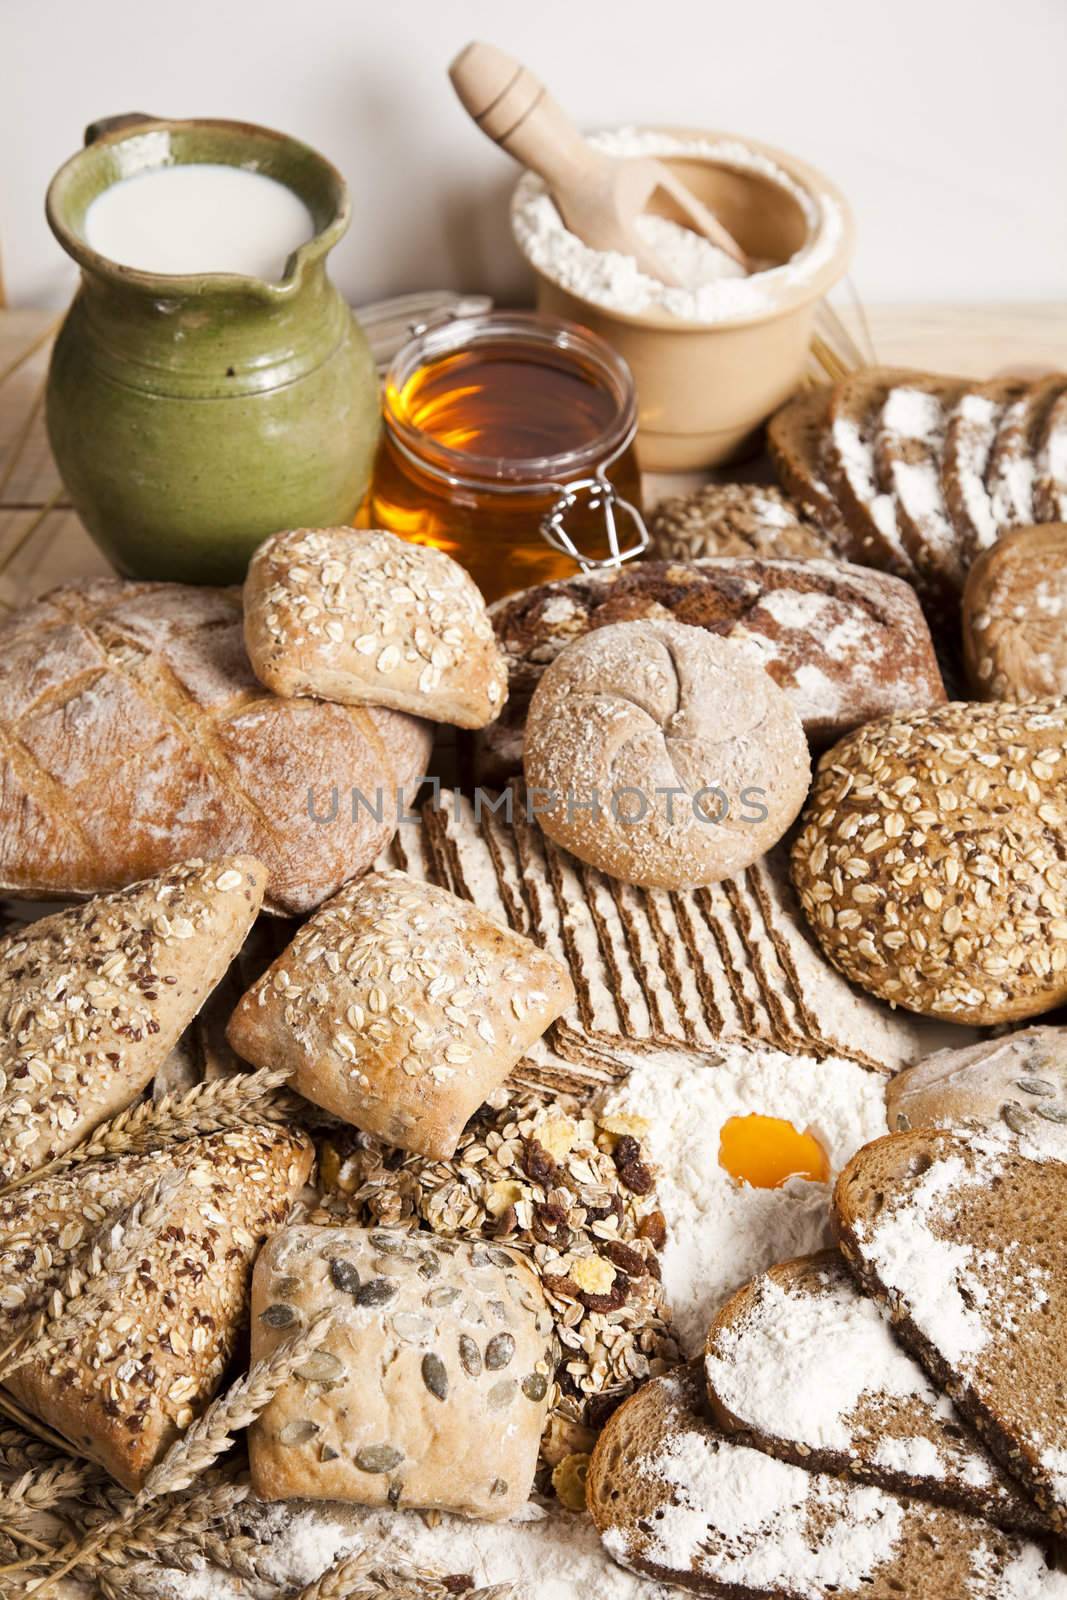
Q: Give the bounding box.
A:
[227,871,574,1158]
[249,1224,554,1518]
[523,619,810,890]
[244,527,508,728]
[963,524,1067,701]
[791,700,1067,1024]
[476,557,943,782]
[588,1364,1066,1598]
[0,856,264,1184]
[886,1028,1067,1156]
[835,1128,1067,1533]
[648,482,839,562]
[0,580,431,914]
[5,1124,312,1490]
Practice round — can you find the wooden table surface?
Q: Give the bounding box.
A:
[2,302,1066,607]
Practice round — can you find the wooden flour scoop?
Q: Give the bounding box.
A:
[449,41,750,286]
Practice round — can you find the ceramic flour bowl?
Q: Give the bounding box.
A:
[45,115,380,584]
[513,128,854,471]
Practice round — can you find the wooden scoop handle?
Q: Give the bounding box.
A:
[449,42,602,188]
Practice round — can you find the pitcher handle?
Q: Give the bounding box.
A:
[84,113,157,146]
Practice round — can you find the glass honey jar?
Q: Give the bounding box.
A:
[361,312,647,601]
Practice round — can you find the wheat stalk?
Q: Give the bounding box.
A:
[1,1458,100,1517]
[294,1548,515,1600]
[0,1428,64,1478]
[0,1168,184,1386]
[0,1067,299,1200]
[28,1312,331,1595]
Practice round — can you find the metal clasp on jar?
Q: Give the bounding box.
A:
[540,467,649,573]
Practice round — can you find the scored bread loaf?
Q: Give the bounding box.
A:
[704,1250,1050,1535]
[790,700,1067,1024]
[243,527,508,728]
[523,619,810,890]
[886,1027,1067,1156]
[962,523,1067,701]
[227,870,575,1158]
[587,1363,1066,1598]
[0,580,432,914]
[475,556,944,784]
[5,1124,312,1489]
[0,857,265,1184]
[834,1127,1067,1532]
[249,1224,554,1518]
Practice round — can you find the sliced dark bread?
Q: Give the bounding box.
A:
[834,1127,1067,1531]
[873,376,969,607]
[587,1362,1065,1598]
[704,1250,1050,1535]
[987,376,1067,533]
[942,378,1029,563]
[823,368,924,579]
[766,387,851,551]
[1034,388,1067,522]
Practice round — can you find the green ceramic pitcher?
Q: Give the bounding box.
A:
[45,115,380,584]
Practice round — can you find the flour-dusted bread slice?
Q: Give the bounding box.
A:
[588,1363,1066,1598]
[986,376,1067,534]
[648,482,839,563]
[249,1224,553,1518]
[5,1124,312,1490]
[834,1127,1067,1530]
[0,580,432,915]
[874,376,968,607]
[791,700,1067,1025]
[227,870,574,1159]
[766,387,850,549]
[823,369,923,579]
[886,1027,1067,1157]
[243,527,508,729]
[705,1251,1050,1536]
[942,378,1028,562]
[963,523,1067,701]
[1034,388,1067,522]
[0,857,265,1184]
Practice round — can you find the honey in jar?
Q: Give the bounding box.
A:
[362,312,645,601]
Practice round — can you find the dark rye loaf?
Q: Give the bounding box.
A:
[474,557,944,783]
[834,1127,1067,1532]
[704,1251,1050,1536]
[587,1363,1066,1598]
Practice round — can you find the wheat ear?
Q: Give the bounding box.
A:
[0,1168,184,1385]
[295,1547,516,1600]
[28,1312,330,1595]
[0,1067,298,1199]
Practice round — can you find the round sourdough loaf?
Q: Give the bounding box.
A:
[791,701,1067,1025]
[522,619,810,890]
[962,524,1067,701]
[886,1028,1067,1156]
[244,527,508,727]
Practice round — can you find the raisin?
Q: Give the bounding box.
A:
[521,1137,558,1187]
[638,1209,668,1251]
[601,1240,645,1277]
[618,1160,654,1195]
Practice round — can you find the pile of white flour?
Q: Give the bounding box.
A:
[511,127,844,323]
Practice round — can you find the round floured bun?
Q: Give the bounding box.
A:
[521,618,810,889]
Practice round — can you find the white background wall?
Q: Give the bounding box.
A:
[4,0,1066,310]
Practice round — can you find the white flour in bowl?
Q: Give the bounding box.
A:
[511,127,844,323]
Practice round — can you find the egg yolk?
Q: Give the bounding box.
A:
[719,1114,830,1189]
